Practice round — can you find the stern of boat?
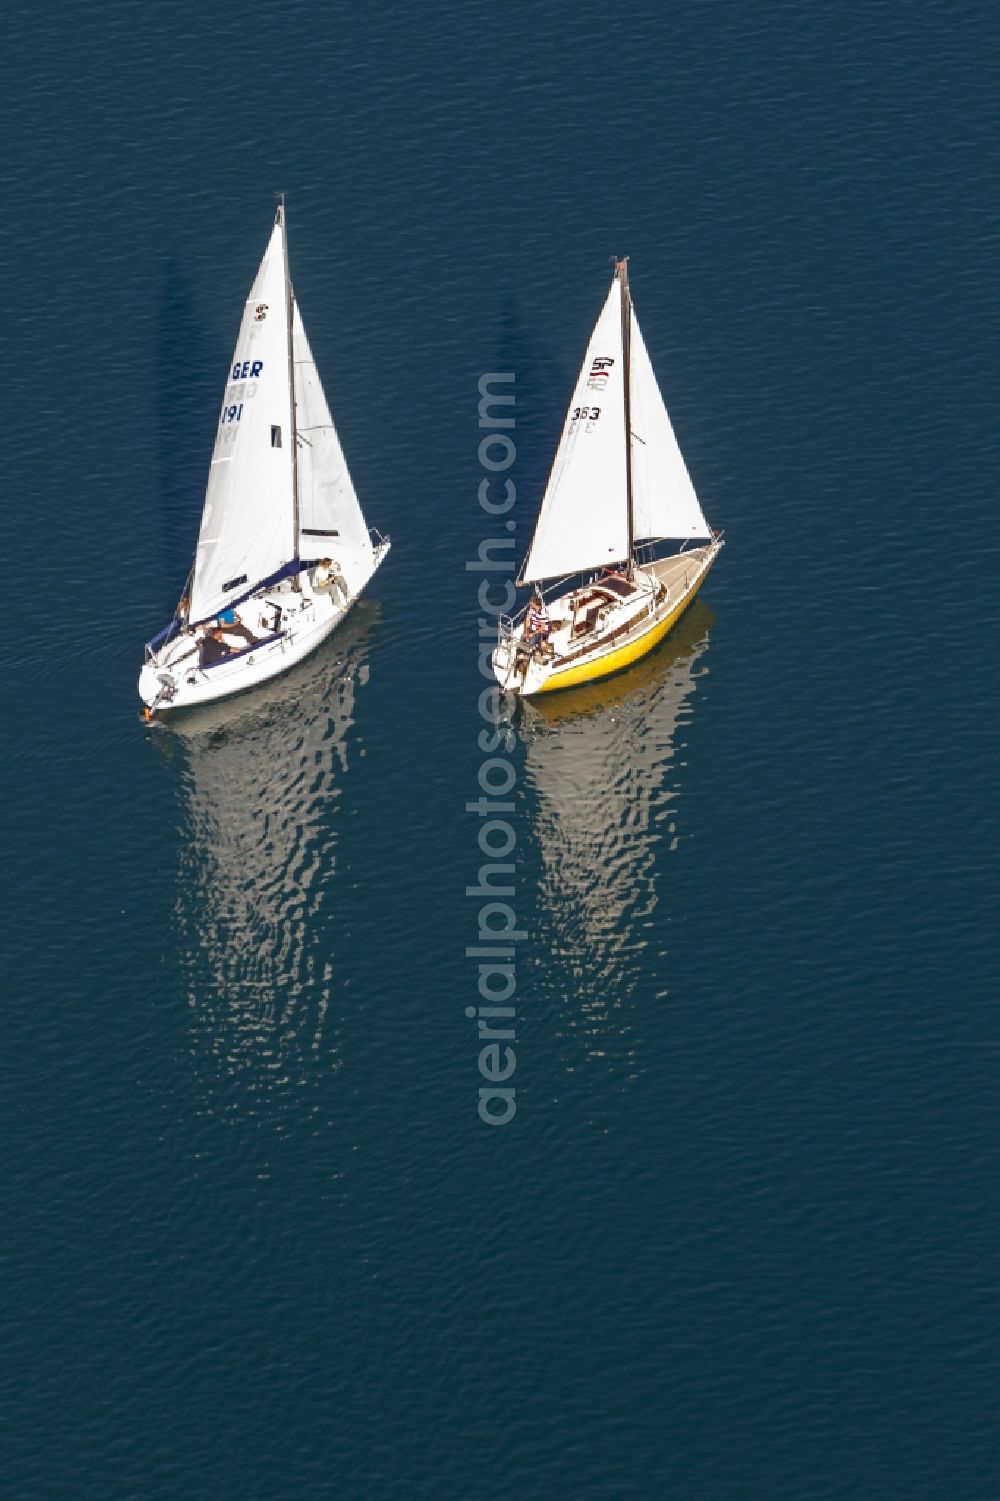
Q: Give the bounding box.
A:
[492,612,554,697]
[492,613,523,692]
[139,662,166,708]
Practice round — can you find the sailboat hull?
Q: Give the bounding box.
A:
[493,539,722,697]
[139,205,391,724]
[535,557,712,693]
[139,543,389,715]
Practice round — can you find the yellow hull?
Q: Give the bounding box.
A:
[535,555,716,695]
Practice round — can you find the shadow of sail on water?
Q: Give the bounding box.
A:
[166,608,379,1119]
[520,601,713,1068]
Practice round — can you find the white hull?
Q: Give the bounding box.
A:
[139,541,389,714]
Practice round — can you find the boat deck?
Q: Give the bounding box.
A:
[539,550,710,650]
[645,549,710,598]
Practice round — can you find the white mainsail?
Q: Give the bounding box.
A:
[520,282,629,584]
[189,216,295,623]
[292,302,373,565]
[629,311,710,542]
[520,270,711,587]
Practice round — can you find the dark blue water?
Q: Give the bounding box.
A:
[3,1,998,1495]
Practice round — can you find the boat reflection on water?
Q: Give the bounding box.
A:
[519,599,714,1074]
[164,603,380,1123]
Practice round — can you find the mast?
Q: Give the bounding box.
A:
[618,257,635,577]
[278,195,300,563]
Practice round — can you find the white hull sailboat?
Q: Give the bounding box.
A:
[139,201,389,717]
[493,259,722,697]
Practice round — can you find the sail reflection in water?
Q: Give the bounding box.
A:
[520,601,713,1070]
[167,607,379,1120]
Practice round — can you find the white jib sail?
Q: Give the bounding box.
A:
[521,281,629,584]
[189,217,295,623]
[292,302,373,565]
[629,308,710,542]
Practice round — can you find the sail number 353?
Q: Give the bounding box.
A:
[571,405,601,429]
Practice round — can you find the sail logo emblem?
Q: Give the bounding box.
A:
[586,355,614,391]
[253,303,268,322]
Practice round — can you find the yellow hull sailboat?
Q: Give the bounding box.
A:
[493,259,722,697]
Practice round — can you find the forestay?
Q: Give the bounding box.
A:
[520,283,629,583]
[190,219,295,623]
[292,303,373,563]
[629,309,710,542]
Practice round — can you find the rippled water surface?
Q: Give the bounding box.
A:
[3,0,998,1496]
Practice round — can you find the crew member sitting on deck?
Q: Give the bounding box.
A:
[223,612,265,648]
[313,557,350,605]
[199,627,233,668]
[525,591,552,652]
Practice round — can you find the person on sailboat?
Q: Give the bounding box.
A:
[313,557,350,606]
[199,627,235,668]
[525,592,552,652]
[222,612,266,648]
